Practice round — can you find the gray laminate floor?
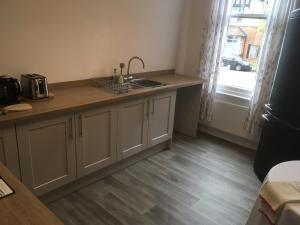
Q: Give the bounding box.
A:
[48,133,260,225]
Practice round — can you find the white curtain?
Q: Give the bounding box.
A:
[198,0,232,122]
[244,0,297,134]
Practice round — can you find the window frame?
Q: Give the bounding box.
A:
[217,4,270,103]
[247,44,260,59]
[227,35,240,43]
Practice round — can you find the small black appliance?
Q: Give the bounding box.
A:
[0,76,21,105]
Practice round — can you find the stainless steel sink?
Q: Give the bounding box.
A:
[92,78,166,95]
[130,79,166,88]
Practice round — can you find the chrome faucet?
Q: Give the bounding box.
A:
[125,56,145,82]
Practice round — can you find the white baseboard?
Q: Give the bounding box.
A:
[199,124,258,151]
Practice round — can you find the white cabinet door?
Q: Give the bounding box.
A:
[0,125,20,179]
[117,97,149,160]
[76,105,117,177]
[148,91,176,147]
[17,114,76,195]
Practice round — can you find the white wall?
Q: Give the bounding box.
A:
[0,0,184,83]
[175,0,192,75]
[176,0,212,76]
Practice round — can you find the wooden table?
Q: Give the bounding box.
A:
[0,162,64,225]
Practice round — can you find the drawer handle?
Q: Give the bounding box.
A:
[69,118,73,140]
[79,115,83,137]
[152,98,155,114]
[146,99,150,118]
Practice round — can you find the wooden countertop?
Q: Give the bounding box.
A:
[0,162,64,225]
[0,73,203,125]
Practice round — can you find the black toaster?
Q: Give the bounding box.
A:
[0,76,21,105]
[21,74,49,100]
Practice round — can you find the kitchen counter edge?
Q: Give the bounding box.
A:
[0,72,203,125]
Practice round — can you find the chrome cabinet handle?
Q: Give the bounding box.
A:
[152,98,155,114]
[146,99,150,118]
[79,115,83,137]
[69,118,73,140]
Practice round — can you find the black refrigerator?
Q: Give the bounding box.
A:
[254,9,300,182]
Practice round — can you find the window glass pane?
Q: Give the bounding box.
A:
[248,45,260,59]
[218,17,267,91]
[223,17,266,72]
[232,0,272,15]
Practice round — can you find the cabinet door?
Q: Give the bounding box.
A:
[17,114,76,195]
[76,106,117,177]
[148,91,176,147]
[117,97,149,159]
[0,125,20,179]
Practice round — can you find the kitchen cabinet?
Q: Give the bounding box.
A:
[16,114,76,195]
[0,125,20,178]
[148,91,176,147]
[76,105,117,177]
[7,89,177,195]
[117,97,149,159]
[117,90,176,159]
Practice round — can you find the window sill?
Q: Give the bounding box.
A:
[216,84,252,107]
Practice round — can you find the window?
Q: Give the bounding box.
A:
[247,44,260,59]
[233,0,251,8]
[217,0,272,100]
[227,35,239,43]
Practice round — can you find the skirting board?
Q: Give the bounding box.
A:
[199,124,258,151]
[40,140,170,204]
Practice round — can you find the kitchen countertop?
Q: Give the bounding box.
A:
[0,162,64,225]
[0,73,203,125]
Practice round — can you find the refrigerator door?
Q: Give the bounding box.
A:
[254,112,300,182]
[269,9,300,126]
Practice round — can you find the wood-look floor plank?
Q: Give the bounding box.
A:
[48,133,260,225]
[149,151,256,207]
[147,152,256,217]
[126,161,200,207]
[78,192,150,225]
[112,169,217,225]
[144,206,187,225]
[170,148,258,196]
[144,156,252,214]
[94,177,155,214]
[173,139,253,172]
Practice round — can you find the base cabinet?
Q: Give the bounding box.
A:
[6,90,177,195]
[0,125,20,178]
[117,98,149,159]
[76,106,117,177]
[148,91,176,147]
[16,114,76,195]
[117,90,176,159]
